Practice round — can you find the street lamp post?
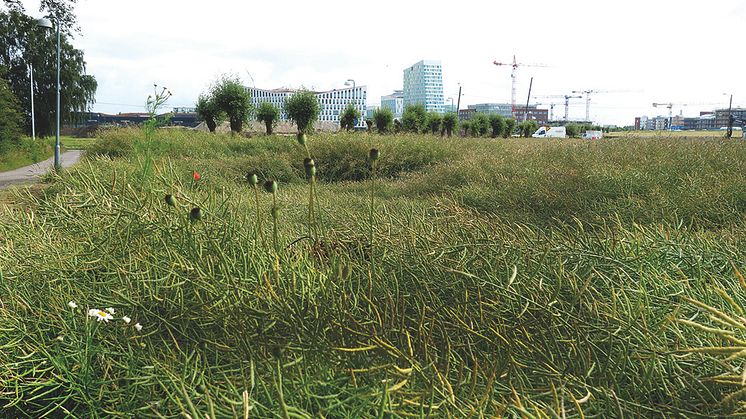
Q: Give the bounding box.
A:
[36,17,59,170]
[29,63,35,140]
[345,79,356,127]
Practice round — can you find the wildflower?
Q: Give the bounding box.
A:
[88,308,114,322]
[193,171,201,181]
[263,180,277,194]
[68,301,78,309]
[189,207,202,221]
[134,323,143,331]
[369,148,380,161]
[165,194,176,206]
[122,316,131,324]
[106,307,116,315]
[55,335,64,342]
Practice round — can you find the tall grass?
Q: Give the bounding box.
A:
[0,128,745,416]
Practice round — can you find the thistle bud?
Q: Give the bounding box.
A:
[303,158,316,177]
[368,148,380,161]
[271,206,280,219]
[189,207,202,221]
[164,194,176,206]
[263,180,278,193]
[296,132,306,146]
[246,173,258,186]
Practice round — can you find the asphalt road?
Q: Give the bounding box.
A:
[0,151,83,189]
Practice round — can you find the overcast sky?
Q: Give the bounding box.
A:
[17,0,746,125]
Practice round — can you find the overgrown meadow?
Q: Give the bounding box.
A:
[2,127,746,417]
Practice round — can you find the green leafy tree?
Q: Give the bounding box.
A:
[284,89,319,134]
[426,112,442,135]
[504,118,516,138]
[442,112,458,137]
[373,107,393,134]
[488,114,506,138]
[256,102,279,135]
[339,103,360,131]
[195,93,221,133]
[461,120,471,137]
[212,75,252,133]
[0,74,22,148]
[0,9,97,137]
[3,0,79,34]
[470,113,490,137]
[565,123,580,138]
[519,120,539,137]
[402,104,427,133]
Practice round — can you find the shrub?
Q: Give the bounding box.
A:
[340,103,360,131]
[488,114,506,138]
[402,104,427,133]
[461,120,471,137]
[285,90,320,134]
[256,102,279,135]
[212,75,253,133]
[504,118,516,138]
[426,112,442,135]
[470,114,490,137]
[442,113,458,137]
[373,107,393,134]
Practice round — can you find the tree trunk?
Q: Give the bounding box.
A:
[206,118,217,133]
[265,120,273,135]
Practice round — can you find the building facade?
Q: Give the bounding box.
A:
[514,105,549,124]
[381,90,404,119]
[403,60,444,113]
[715,108,746,128]
[467,103,512,118]
[247,85,368,129]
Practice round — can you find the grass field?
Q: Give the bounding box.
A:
[1,128,746,417]
[0,136,55,172]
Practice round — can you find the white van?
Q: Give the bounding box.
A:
[582,130,603,140]
[532,126,566,138]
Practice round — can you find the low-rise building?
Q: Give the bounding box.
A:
[467,103,512,117]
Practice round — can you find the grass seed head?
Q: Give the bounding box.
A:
[263,180,278,194]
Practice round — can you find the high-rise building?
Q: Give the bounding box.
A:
[403,60,444,113]
[381,90,404,119]
[247,85,367,128]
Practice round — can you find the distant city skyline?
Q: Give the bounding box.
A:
[10,0,745,126]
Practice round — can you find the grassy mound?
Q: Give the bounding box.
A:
[1,128,745,416]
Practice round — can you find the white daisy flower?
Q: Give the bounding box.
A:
[134,323,143,331]
[88,308,114,322]
[68,301,78,309]
[105,307,116,315]
[122,316,131,324]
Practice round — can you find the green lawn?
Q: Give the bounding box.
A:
[61,135,98,150]
[1,128,746,416]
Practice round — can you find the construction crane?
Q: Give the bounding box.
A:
[533,102,562,121]
[493,55,547,119]
[534,94,582,121]
[572,89,632,122]
[652,102,688,130]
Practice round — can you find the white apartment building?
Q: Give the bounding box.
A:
[403,60,444,113]
[247,85,368,129]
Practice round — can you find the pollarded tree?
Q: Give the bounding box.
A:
[402,104,427,133]
[470,113,490,137]
[195,93,221,133]
[504,118,516,138]
[0,74,23,148]
[373,107,393,134]
[519,120,539,137]
[461,120,471,137]
[256,102,279,135]
[285,89,319,134]
[426,112,442,135]
[212,75,253,133]
[442,112,458,137]
[340,103,360,131]
[489,114,506,138]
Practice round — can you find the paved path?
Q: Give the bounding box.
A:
[0,151,84,189]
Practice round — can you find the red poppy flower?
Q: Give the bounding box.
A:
[193,171,201,181]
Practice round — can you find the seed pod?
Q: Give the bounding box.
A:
[307,166,317,177]
[271,206,280,219]
[369,148,380,161]
[189,207,202,221]
[196,384,207,395]
[164,194,176,206]
[304,158,316,177]
[263,180,278,193]
[296,132,306,146]
[246,173,258,186]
